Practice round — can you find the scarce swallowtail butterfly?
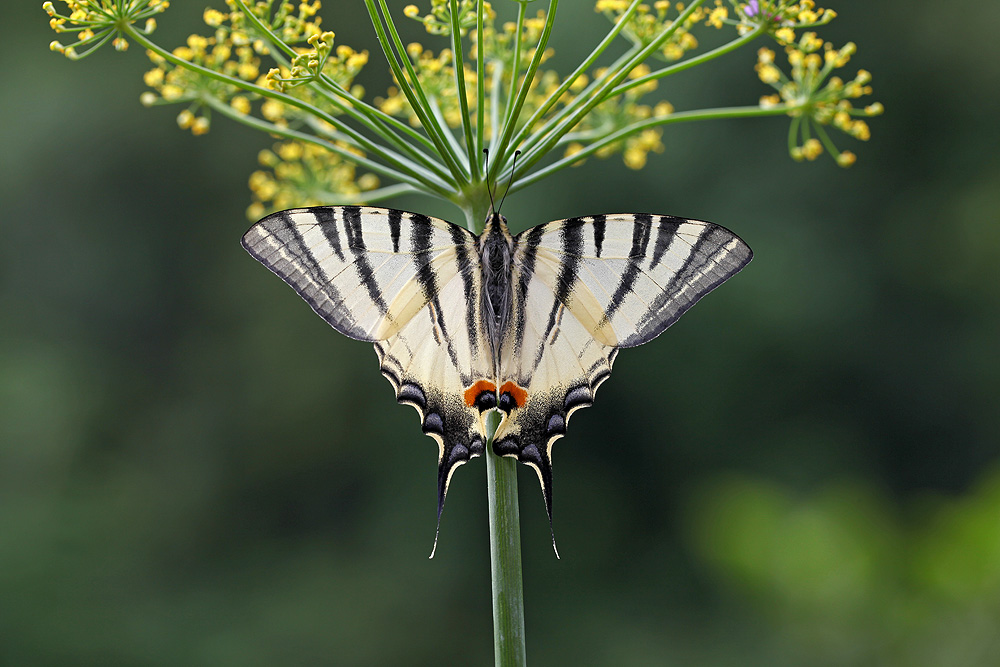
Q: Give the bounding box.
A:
[242,205,751,556]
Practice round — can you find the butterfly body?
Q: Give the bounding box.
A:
[242,205,752,554]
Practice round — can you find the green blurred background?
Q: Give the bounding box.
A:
[3,1,1000,665]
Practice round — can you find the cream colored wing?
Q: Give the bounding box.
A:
[494,214,752,551]
[243,206,493,555]
[242,205,477,342]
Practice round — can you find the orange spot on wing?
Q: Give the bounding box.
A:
[464,380,496,407]
[500,381,529,409]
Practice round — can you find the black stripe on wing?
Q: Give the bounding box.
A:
[375,343,485,558]
[242,206,479,343]
[622,217,752,347]
[242,209,365,337]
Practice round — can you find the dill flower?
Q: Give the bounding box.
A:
[45,0,882,219]
[755,33,882,164]
[44,0,168,59]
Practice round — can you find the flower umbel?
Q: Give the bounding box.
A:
[45,0,881,223]
[756,31,882,165]
[44,0,168,59]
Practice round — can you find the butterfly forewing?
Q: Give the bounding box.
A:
[515,214,753,348]
[242,206,478,342]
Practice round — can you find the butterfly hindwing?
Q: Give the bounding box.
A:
[492,253,618,555]
[243,206,493,553]
[492,214,752,538]
[374,251,494,554]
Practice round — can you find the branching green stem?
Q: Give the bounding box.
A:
[490,0,559,184]
[507,0,644,152]
[199,95,436,190]
[450,0,481,181]
[366,0,470,184]
[514,104,793,192]
[127,26,453,196]
[514,0,706,178]
[610,24,765,96]
[233,0,451,182]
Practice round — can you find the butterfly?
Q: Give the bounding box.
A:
[242,205,752,555]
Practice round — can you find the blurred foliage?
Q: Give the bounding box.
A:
[687,470,1000,665]
[3,0,1000,665]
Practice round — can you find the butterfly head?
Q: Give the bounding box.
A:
[481,210,513,242]
[482,147,519,237]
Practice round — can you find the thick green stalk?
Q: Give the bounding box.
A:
[485,412,526,667]
[463,200,526,667]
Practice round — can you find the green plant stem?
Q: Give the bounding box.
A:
[513,103,793,192]
[485,411,526,667]
[507,0,644,152]
[123,25,453,196]
[463,201,526,667]
[198,94,445,195]
[475,0,486,159]
[449,0,480,180]
[609,24,765,96]
[233,0,452,182]
[490,0,559,183]
[514,0,704,175]
[366,0,471,183]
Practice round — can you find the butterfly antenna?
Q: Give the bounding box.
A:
[483,148,496,214]
[497,149,520,216]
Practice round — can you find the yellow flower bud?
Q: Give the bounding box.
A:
[176,109,195,129]
[801,138,822,160]
[836,151,857,167]
[864,102,884,116]
[231,96,252,115]
[143,68,164,87]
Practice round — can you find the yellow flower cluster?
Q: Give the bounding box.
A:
[141,27,268,135]
[265,34,369,95]
[595,1,711,61]
[247,140,380,219]
[755,29,881,166]
[733,0,836,36]
[565,65,671,170]
[403,0,495,36]
[140,3,368,136]
[44,0,168,59]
